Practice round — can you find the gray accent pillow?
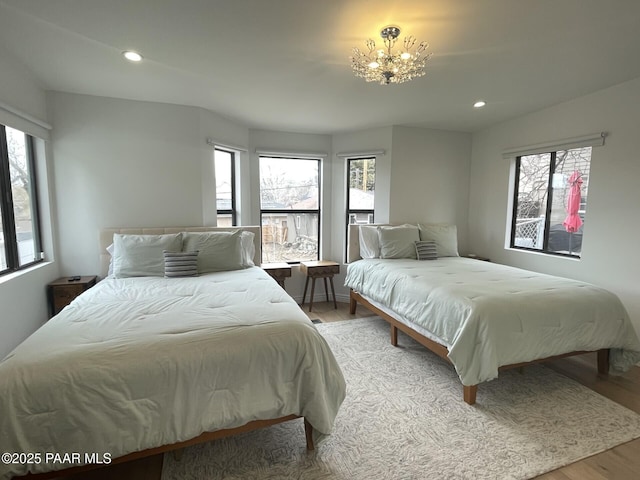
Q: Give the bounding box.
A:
[164,250,199,277]
[415,240,438,260]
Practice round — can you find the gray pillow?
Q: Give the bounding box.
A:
[182,230,244,273]
[164,251,199,277]
[415,240,438,260]
[378,224,420,259]
[112,233,183,278]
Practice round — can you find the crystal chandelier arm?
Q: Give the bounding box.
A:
[350,25,430,85]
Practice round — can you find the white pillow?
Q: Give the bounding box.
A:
[106,243,114,276]
[112,233,183,278]
[359,225,380,259]
[240,231,256,267]
[182,230,244,273]
[418,224,459,257]
[378,224,420,259]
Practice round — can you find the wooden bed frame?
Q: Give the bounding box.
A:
[17,417,313,479]
[350,290,609,405]
[13,226,314,479]
[345,224,609,406]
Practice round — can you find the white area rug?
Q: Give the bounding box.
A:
[161,317,640,479]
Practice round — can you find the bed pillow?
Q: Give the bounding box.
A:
[240,231,256,267]
[182,230,244,273]
[418,224,459,257]
[359,225,380,259]
[378,224,420,259]
[106,243,114,276]
[164,250,199,277]
[415,240,438,260]
[112,233,183,278]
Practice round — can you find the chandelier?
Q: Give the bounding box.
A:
[351,26,431,85]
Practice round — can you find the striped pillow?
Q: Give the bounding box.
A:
[414,241,438,261]
[164,251,199,277]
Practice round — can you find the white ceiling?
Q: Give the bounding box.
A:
[1,0,640,134]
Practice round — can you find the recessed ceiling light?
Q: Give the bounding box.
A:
[122,51,143,62]
[473,100,486,108]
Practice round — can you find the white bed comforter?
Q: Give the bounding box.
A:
[0,268,345,479]
[345,258,640,386]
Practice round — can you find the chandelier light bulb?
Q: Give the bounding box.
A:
[350,25,432,85]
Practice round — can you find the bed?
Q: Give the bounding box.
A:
[0,226,346,480]
[345,223,640,405]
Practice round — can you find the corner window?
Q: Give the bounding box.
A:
[346,157,375,227]
[214,148,236,226]
[259,156,320,263]
[0,125,42,275]
[511,147,591,257]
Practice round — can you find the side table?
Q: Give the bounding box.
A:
[300,260,340,312]
[261,262,292,288]
[47,275,97,318]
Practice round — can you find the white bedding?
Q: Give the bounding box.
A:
[345,258,640,386]
[0,267,346,479]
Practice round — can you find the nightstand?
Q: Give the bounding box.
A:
[261,263,292,289]
[47,276,97,317]
[300,260,340,312]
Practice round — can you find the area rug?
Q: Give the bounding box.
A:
[161,317,640,479]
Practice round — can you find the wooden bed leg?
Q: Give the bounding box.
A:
[304,418,315,450]
[463,385,477,405]
[390,325,398,346]
[349,290,357,314]
[172,448,184,461]
[597,348,610,375]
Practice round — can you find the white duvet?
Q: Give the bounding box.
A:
[0,268,346,479]
[345,258,640,386]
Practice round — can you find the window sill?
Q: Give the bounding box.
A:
[505,247,581,261]
[0,261,55,286]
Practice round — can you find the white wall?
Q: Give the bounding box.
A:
[0,46,59,359]
[389,126,472,254]
[469,76,640,333]
[48,93,249,276]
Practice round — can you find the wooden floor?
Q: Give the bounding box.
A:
[58,301,639,480]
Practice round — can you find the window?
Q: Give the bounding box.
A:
[0,125,42,275]
[214,148,236,226]
[510,146,591,257]
[259,156,320,263]
[346,157,375,227]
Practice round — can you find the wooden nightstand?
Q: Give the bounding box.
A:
[47,276,97,317]
[261,262,292,289]
[300,260,340,312]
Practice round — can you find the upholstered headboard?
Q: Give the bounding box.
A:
[346,223,392,264]
[99,226,261,278]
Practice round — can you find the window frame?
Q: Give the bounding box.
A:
[345,156,375,251]
[214,147,237,226]
[0,124,43,275]
[509,148,590,259]
[259,155,321,264]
